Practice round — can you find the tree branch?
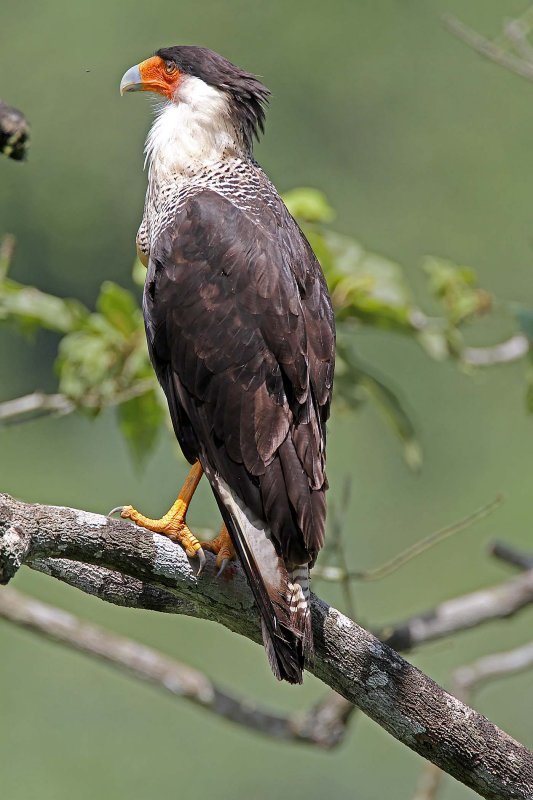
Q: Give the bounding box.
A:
[412,640,533,800]
[0,392,75,426]
[462,334,530,367]
[0,586,350,748]
[1,493,533,799]
[490,540,533,571]
[375,569,533,652]
[454,642,533,703]
[443,14,533,83]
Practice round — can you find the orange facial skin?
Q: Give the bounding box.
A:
[138,56,182,99]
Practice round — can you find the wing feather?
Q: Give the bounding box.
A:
[144,188,335,681]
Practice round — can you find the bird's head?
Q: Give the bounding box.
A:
[120,46,270,155]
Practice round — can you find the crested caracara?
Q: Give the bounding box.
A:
[118,46,335,684]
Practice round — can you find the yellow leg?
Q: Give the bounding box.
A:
[116,462,206,569]
[200,524,236,575]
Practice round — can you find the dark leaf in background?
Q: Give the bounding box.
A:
[0,101,29,162]
[335,331,422,470]
[96,281,142,336]
[515,305,533,343]
[0,188,529,467]
[117,388,165,469]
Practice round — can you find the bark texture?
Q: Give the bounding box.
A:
[1,493,532,800]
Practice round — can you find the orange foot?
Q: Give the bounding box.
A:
[109,461,206,574]
[200,524,236,576]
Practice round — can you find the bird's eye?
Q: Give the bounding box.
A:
[164,61,177,75]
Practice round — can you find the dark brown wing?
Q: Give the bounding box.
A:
[144,188,335,681]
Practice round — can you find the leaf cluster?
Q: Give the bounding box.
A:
[1,188,531,468]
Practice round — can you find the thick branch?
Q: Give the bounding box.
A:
[0,586,347,748]
[415,641,533,800]
[1,493,532,799]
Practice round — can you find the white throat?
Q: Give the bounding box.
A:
[145,76,242,182]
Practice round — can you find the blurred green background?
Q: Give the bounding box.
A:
[1,1,532,798]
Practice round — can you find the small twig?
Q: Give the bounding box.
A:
[443,13,533,84]
[0,392,75,426]
[412,763,444,800]
[355,496,502,582]
[314,497,502,585]
[454,641,533,704]
[0,381,155,428]
[291,691,357,747]
[0,586,348,748]
[503,17,533,63]
[376,568,533,652]
[324,477,356,618]
[490,540,533,571]
[0,234,16,280]
[462,334,529,367]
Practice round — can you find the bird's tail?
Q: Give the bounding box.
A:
[211,474,306,684]
[288,565,313,659]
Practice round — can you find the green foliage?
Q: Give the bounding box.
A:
[423,257,490,326]
[117,387,165,469]
[282,188,336,223]
[1,187,531,468]
[285,189,416,332]
[335,333,422,470]
[55,281,149,412]
[0,275,87,334]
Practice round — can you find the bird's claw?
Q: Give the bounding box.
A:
[107,506,125,518]
[196,547,206,576]
[216,558,230,577]
[107,504,206,576]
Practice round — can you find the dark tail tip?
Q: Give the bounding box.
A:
[261,618,304,684]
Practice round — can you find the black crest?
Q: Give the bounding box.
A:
[156,46,270,149]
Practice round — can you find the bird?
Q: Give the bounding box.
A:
[117,46,335,684]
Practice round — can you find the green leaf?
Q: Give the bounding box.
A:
[0,281,88,333]
[335,331,422,469]
[96,281,142,336]
[323,231,416,330]
[0,234,15,281]
[132,257,147,288]
[417,328,450,361]
[360,370,422,471]
[423,257,491,325]
[117,388,165,469]
[57,328,119,409]
[282,188,336,223]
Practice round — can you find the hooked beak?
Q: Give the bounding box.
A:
[120,56,180,99]
[120,64,143,95]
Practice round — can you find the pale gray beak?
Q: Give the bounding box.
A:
[120,64,143,95]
